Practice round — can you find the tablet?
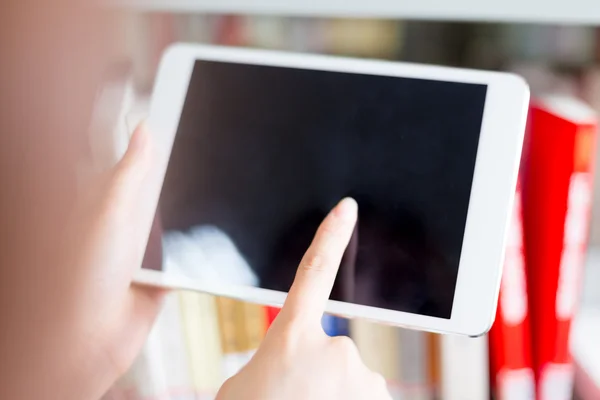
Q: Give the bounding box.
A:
[133,44,530,336]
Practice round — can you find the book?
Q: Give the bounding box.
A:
[500,26,595,64]
[157,292,195,399]
[522,96,597,400]
[427,333,442,399]
[245,16,288,49]
[173,14,213,44]
[288,18,328,53]
[398,329,432,400]
[213,15,247,46]
[266,306,281,328]
[179,291,224,399]
[240,302,268,364]
[488,187,535,400]
[215,297,253,379]
[350,319,401,398]
[324,19,402,59]
[580,67,600,247]
[440,335,489,400]
[321,314,350,337]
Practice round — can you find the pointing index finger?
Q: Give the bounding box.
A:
[281,197,358,325]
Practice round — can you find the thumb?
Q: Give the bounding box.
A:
[108,285,167,378]
[108,124,152,207]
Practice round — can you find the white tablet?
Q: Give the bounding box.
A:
[133,43,530,337]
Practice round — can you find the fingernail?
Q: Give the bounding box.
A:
[334,198,358,221]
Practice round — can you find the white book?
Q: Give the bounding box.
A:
[440,334,489,400]
[157,292,195,399]
[246,16,287,49]
[350,319,400,398]
[179,291,224,398]
[399,329,431,400]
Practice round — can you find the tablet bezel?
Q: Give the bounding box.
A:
[135,43,530,337]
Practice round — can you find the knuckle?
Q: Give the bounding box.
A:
[332,335,359,356]
[300,252,326,272]
[271,324,299,354]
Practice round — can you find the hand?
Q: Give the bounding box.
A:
[64,124,167,397]
[216,198,392,400]
[0,124,166,400]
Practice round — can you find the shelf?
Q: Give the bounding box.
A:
[114,0,600,25]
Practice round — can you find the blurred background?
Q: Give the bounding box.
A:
[20,2,599,400]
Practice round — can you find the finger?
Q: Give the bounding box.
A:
[92,123,155,283]
[69,123,153,232]
[106,286,167,377]
[281,197,358,325]
[105,123,152,213]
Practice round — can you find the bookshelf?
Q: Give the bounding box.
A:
[114,0,600,25]
[105,8,600,400]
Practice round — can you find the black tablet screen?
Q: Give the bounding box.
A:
[144,60,487,319]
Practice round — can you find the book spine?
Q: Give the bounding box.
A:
[350,320,401,398]
[324,19,402,59]
[523,101,597,400]
[488,188,535,400]
[199,293,226,393]
[399,329,431,400]
[240,302,268,363]
[440,335,489,400]
[427,333,441,399]
[214,15,247,46]
[580,67,600,247]
[179,291,224,398]
[215,297,251,380]
[157,292,195,399]
[245,16,288,49]
[321,314,350,337]
[265,306,281,328]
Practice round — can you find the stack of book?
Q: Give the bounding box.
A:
[107,295,493,400]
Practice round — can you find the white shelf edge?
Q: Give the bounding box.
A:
[112,0,600,25]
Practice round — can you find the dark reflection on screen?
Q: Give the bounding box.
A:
[143,60,487,319]
[264,200,455,318]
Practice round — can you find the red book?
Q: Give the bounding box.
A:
[265,306,281,328]
[214,16,248,46]
[489,185,535,400]
[522,96,597,400]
